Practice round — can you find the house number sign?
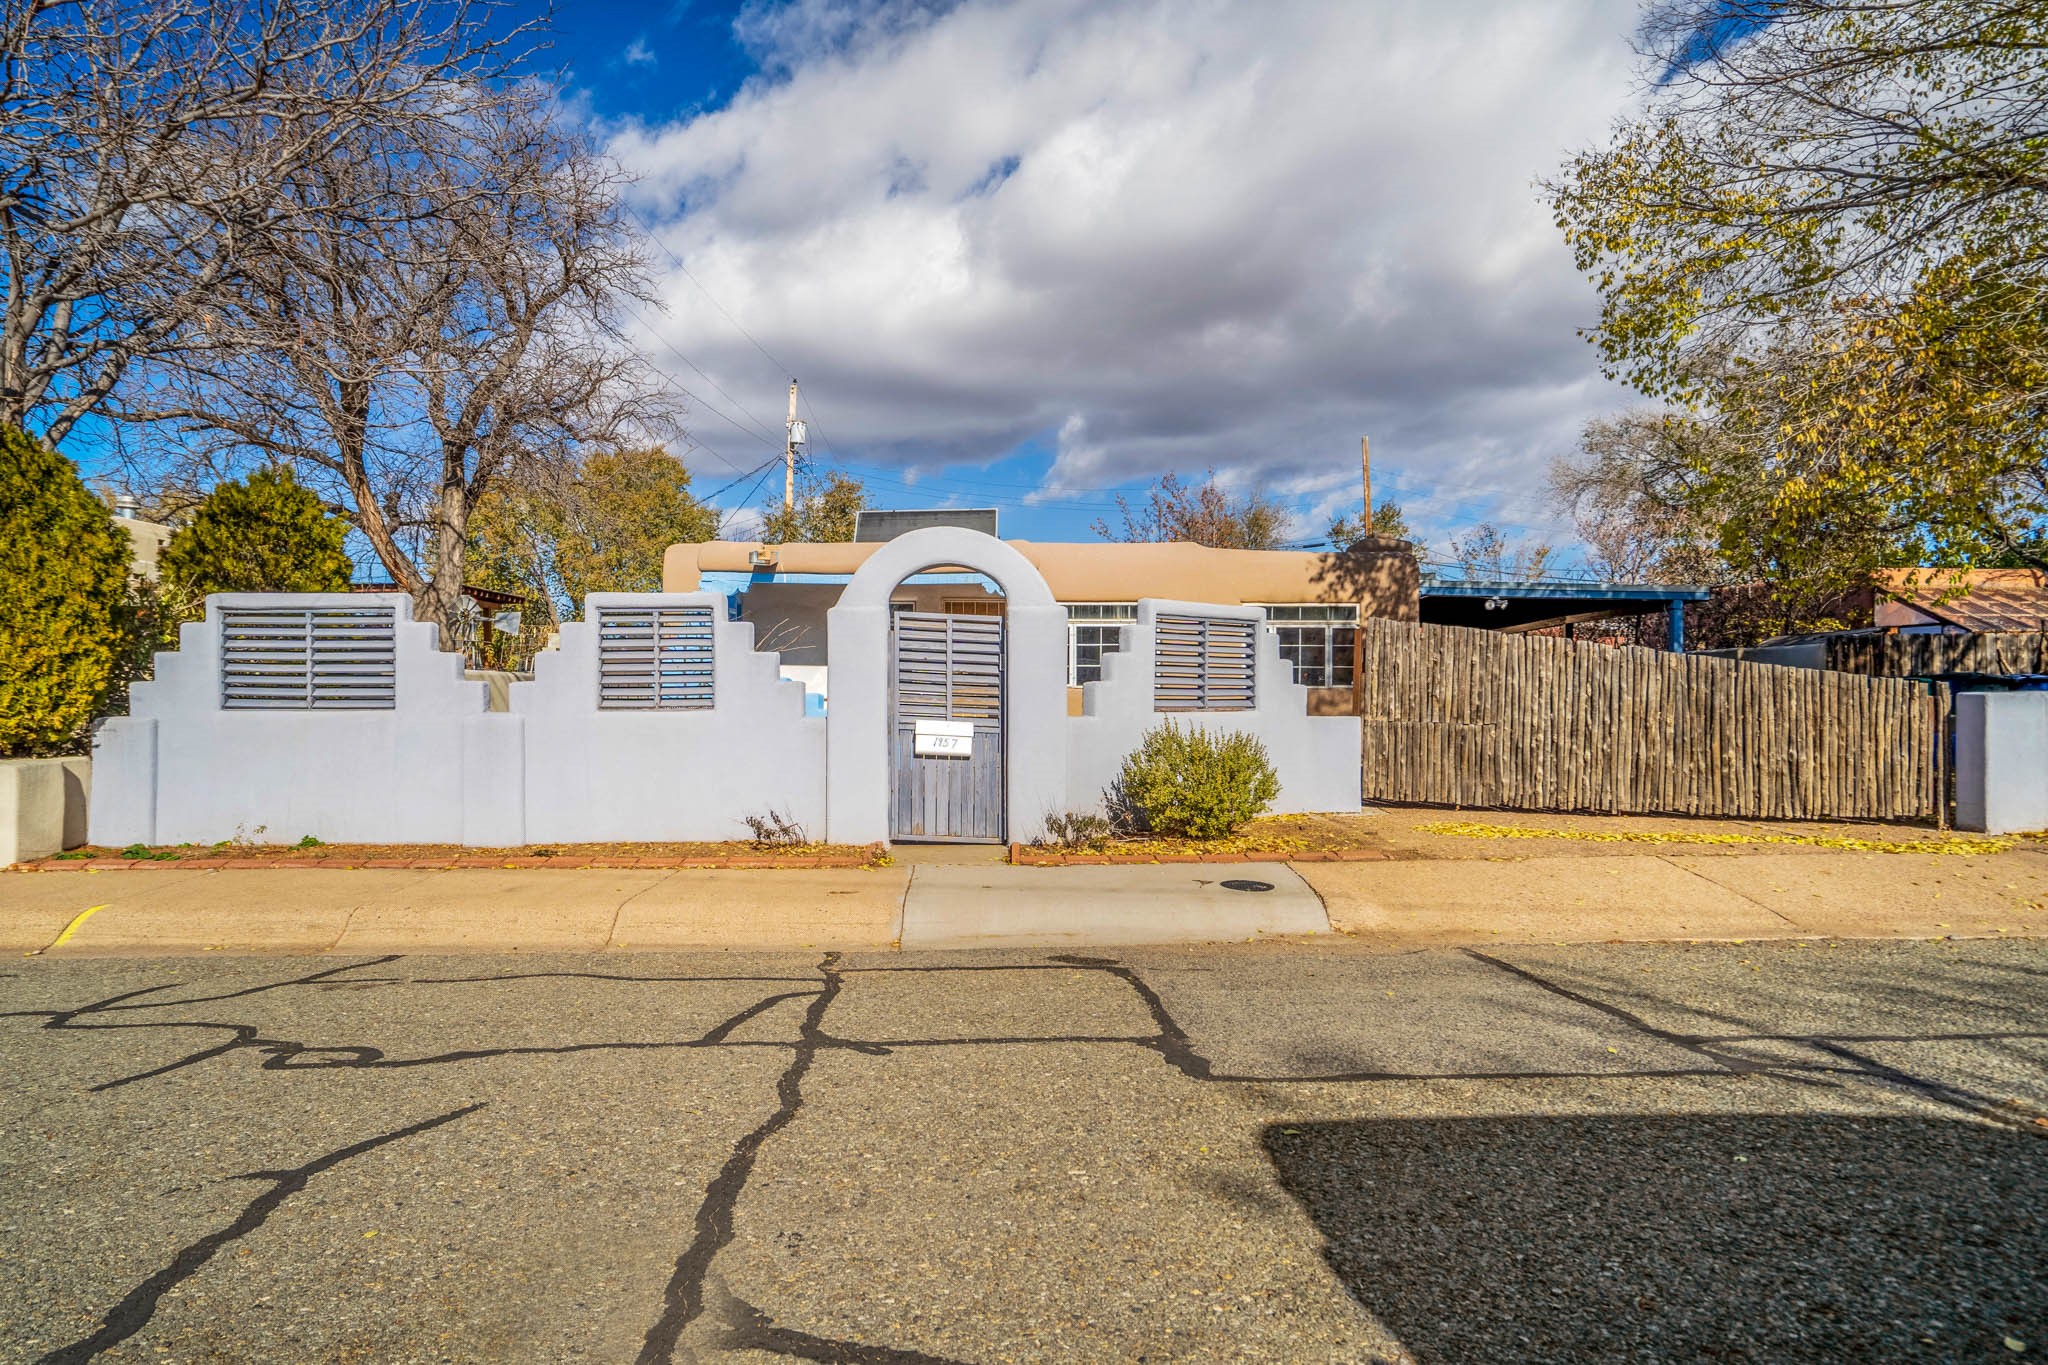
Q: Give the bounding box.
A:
[913,719,975,757]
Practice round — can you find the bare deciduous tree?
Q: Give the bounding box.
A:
[124,81,675,633]
[1092,469,1289,550]
[1550,409,1730,584]
[0,0,522,445]
[1447,522,1555,583]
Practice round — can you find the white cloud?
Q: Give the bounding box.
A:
[623,35,657,67]
[608,0,1647,548]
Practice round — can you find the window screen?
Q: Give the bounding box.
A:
[1152,614,1256,711]
[597,606,716,710]
[219,606,397,710]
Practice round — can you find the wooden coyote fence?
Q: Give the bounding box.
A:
[1819,630,2048,679]
[1357,620,1943,820]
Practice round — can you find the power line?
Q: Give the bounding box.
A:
[697,452,787,506]
[627,202,802,383]
[603,303,783,459]
[720,459,783,533]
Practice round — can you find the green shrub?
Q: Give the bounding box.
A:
[1111,722,1280,840]
[159,465,351,618]
[0,427,132,756]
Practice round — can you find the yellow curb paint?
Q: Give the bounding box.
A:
[36,903,110,955]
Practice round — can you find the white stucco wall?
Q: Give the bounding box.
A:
[826,528,1070,846]
[89,593,491,846]
[1066,599,1362,819]
[86,581,1361,851]
[1955,691,2048,834]
[1,757,91,864]
[513,592,827,844]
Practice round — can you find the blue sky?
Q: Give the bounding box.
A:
[540,1,758,127]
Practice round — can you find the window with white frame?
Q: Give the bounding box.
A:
[1066,603,1136,685]
[1262,604,1359,688]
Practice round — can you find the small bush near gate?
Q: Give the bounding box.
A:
[1038,810,1113,850]
[1111,722,1280,840]
[742,808,807,848]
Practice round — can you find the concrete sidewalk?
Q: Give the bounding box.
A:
[898,862,1326,947]
[1302,845,2048,945]
[4,839,2044,955]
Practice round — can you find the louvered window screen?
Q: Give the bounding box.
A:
[1152,614,1256,711]
[893,613,1002,721]
[596,607,716,710]
[219,607,397,709]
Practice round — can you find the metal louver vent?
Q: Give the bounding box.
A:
[220,607,397,710]
[1153,614,1256,711]
[893,612,1002,720]
[597,607,716,710]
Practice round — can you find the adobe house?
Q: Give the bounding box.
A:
[662,513,1419,716]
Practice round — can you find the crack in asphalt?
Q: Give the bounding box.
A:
[6,945,2044,1363]
[32,1103,486,1365]
[636,953,845,1364]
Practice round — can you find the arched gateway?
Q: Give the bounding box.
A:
[825,527,1068,846]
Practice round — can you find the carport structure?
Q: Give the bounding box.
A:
[1420,576,1711,649]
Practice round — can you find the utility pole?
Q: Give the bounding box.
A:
[783,379,800,514]
[1360,435,1373,535]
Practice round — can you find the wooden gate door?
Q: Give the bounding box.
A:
[890,611,1005,842]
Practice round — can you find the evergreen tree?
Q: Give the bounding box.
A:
[158,466,352,617]
[0,427,133,755]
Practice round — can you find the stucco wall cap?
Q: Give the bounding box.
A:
[837,527,1056,611]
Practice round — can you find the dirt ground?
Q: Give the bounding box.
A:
[41,806,2043,870]
[43,839,879,866]
[1357,805,2044,861]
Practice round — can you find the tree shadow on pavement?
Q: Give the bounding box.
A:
[1264,1114,2046,1364]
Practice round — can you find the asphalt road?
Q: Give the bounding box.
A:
[2,937,2044,1364]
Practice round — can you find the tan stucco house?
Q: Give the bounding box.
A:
[663,532,1419,714]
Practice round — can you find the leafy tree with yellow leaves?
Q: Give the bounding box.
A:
[1550,0,2048,587]
[468,447,719,623]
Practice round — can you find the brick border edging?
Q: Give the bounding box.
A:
[1007,843,1389,867]
[9,842,891,873]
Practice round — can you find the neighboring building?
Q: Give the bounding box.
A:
[1697,570,2048,686]
[662,529,1421,713]
[111,495,171,580]
[1871,568,2048,632]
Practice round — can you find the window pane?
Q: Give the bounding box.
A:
[1070,623,1124,685]
[1332,625,1356,687]
[1299,635,1327,686]
[1274,626,1308,685]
